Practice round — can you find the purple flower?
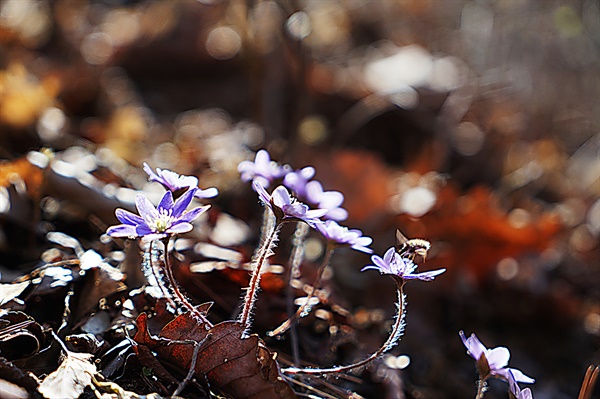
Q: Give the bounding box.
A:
[143,163,218,199]
[238,149,291,188]
[315,220,373,253]
[361,247,446,281]
[509,370,534,399]
[253,182,327,226]
[459,331,535,384]
[283,166,315,198]
[305,180,348,221]
[107,188,210,241]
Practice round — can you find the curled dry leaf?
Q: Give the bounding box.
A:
[0,311,46,360]
[38,349,97,399]
[134,311,297,399]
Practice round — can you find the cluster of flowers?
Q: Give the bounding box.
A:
[104,150,534,398]
[238,150,447,280]
[106,163,217,240]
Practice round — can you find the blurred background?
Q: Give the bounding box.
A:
[0,0,599,398]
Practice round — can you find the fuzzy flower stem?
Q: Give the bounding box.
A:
[282,276,406,375]
[160,237,212,327]
[239,218,283,331]
[476,378,488,399]
[269,241,335,337]
[147,242,177,309]
[286,222,310,365]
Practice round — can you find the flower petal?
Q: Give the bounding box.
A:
[253,181,272,205]
[351,243,374,254]
[167,222,194,234]
[172,188,197,217]
[195,187,218,199]
[107,224,139,237]
[486,347,510,370]
[304,209,328,219]
[382,247,396,264]
[361,265,382,272]
[141,233,168,241]
[272,186,292,208]
[409,268,446,281]
[255,149,270,168]
[460,331,486,361]
[143,163,160,181]
[503,368,535,384]
[157,190,175,212]
[324,207,348,221]
[135,194,157,221]
[179,205,211,223]
[115,209,144,226]
[319,191,344,208]
[135,224,154,236]
[305,180,324,203]
[371,255,391,273]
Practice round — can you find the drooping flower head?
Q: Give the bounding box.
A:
[238,149,291,188]
[143,163,218,199]
[509,370,534,399]
[361,247,445,281]
[315,220,373,253]
[107,188,210,241]
[253,182,327,226]
[459,331,535,384]
[305,180,348,222]
[283,166,316,199]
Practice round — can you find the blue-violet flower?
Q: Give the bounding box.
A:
[361,247,445,280]
[459,331,535,384]
[107,188,210,241]
[305,180,348,221]
[283,166,316,198]
[509,370,534,399]
[143,163,218,199]
[238,149,291,188]
[315,220,373,253]
[253,182,327,226]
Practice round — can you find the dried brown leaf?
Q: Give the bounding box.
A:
[134,311,297,399]
[38,350,96,399]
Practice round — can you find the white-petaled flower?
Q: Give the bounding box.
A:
[238,149,291,188]
[459,331,535,384]
[315,220,373,253]
[362,247,445,281]
[253,182,327,226]
[144,163,218,199]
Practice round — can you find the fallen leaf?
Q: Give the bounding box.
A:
[38,349,97,399]
[134,311,297,399]
[0,281,30,306]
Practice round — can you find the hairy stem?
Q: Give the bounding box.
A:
[285,222,309,365]
[160,237,212,327]
[238,218,283,331]
[282,276,406,375]
[146,242,176,306]
[475,378,487,399]
[269,241,335,337]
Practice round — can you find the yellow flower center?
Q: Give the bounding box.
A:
[146,208,175,232]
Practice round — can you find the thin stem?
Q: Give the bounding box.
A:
[475,378,487,399]
[160,237,212,327]
[282,277,406,375]
[238,219,283,331]
[147,242,177,309]
[269,241,335,337]
[285,222,310,365]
